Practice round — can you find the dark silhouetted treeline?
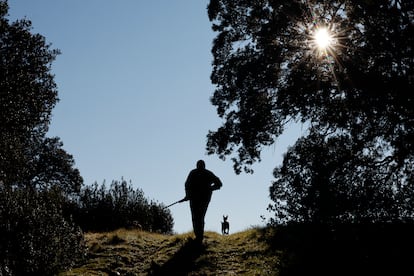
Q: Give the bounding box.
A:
[208,0,414,225]
[67,179,174,234]
[0,0,86,274]
[0,1,174,274]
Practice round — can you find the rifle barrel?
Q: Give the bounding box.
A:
[165,198,187,209]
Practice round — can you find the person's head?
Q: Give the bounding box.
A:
[196,160,205,169]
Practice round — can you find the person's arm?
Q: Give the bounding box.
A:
[211,174,222,191]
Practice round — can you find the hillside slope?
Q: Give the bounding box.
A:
[60,228,280,275]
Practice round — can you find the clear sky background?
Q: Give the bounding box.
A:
[8,0,304,234]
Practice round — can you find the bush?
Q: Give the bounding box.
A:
[0,186,86,276]
[68,179,174,234]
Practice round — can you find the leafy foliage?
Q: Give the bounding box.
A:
[207,0,414,223]
[0,186,85,276]
[69,179,174,234]
[0,1,85,274]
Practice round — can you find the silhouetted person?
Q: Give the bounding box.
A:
[184,160,222,244]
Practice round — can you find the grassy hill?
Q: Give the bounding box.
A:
[60,223,414,275]
[59,227,280,276]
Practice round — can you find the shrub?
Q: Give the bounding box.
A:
[68,179,174,234]
[0,186,86,276]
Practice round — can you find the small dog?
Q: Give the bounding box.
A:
[221,215,229,235]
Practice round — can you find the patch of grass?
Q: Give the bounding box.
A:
[59,227,280,275]
[106,234,125,245]
[88,242,103,254]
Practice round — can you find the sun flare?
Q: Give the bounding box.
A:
[307,24,340,60]
[314,27,332,50]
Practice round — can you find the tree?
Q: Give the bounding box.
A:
[29,137,83,195]
[0,0,82,193]
[0,1,85,274]
[0,0,83,195]
[207,0,414,223]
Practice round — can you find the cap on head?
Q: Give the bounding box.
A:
[196,160,205,169]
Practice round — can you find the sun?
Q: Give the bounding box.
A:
[306,24,341,61]
[293,3,348,80]
[314,27,332,50]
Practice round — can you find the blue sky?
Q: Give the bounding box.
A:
[8,0,304,234]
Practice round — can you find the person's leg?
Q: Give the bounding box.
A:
[190,201,203,242]
[198,201,209,237]
[190,197,211,243]
[196,196,212,242]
